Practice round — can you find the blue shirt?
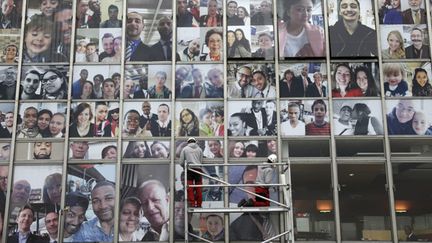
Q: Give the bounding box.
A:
[72,217,114,242]
[72,80,83,99]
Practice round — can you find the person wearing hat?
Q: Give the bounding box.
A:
[63,192,89,242]
[179,137,204,207]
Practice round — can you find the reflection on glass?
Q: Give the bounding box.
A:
[393,163,432,242]
[291,164,335,240]
[338,164,390,241]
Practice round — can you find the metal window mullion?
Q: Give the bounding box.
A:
[1,0,29,240]
[373,0,399,242]
[322,0,342,242]
[170,0,177,242]
[56,0,79,240]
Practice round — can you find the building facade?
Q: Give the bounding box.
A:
[0,0,431,242]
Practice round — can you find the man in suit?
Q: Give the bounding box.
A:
[150,17,180,61]
[177,0,196,27]
[150,104,172,137]
[247,100,267,136]
[54,3,73,59]
[139,101,158,129]
[8,205,46,243]
[227,1,244,25]
[402,0,426,24]
[125,12,151,61]
[133,74,149,98]
[306,72,326,97]
[405,28,430,58]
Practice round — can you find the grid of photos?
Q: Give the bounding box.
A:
[227,0,275,60]
[1,0,432,242]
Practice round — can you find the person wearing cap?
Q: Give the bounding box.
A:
[63,192,89,242]
[179,137,204,207]
[238,154,276,207]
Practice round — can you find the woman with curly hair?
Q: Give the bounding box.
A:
[177,108,199,136]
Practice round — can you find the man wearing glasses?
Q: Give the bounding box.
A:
[228,65,257,98]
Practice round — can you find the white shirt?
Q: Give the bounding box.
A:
[281,120,305,136]
[284,28,309,57]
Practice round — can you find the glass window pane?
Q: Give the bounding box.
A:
[291,164,335,240]
[392,163,432,241]
[338,164,391,241]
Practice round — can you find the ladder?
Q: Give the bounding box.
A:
[183,162,293,243]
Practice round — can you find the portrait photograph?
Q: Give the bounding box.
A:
[0,66,17,100]
[404,62,432,97]
[331,62,380,98]
[199,27,223,61]
[0,0,23,32]
[279,62,327,98]
[199,0,222,27]
[379,0,426,24]
[227,63,276,98]
[14,141,64,161]
[17,102,68,139]
[176,27,201,61]
[276,0,325,58]
[0,143,11,161]
[122,140,170,160]
[226,0,251,26]
[126,0,175,62]
[380,24,430,60]
[69,101,119,138]
[280,99,330,136]
[124,64,148,99]
[123,101,172,138]
[386,99,432,136]
[174,139,224,159]
[227,100,277,136]
[250,26,274,60]
[75,28,122,63]
[72,64,121,99]
[328,0,378,57]
[0,37,20,64]
[175,101,224,137]
[227,25,252,59]
[175,64,224,99]
[64,163,116,242]
[20,65,69,100]
[69,141,117,160]
[228,139,277,159]
[146,64,172,99]
[381,62,413,97]
[332,99,383,136]
[249,0,274,26]
[120,163,170,241]
[176,0,200,27]
[0,103,15,139]
[7,165,62,236]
